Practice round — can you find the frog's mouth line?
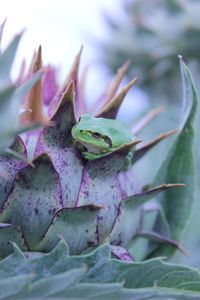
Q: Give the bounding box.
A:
[74,138,109,153]
[82,143,105,154]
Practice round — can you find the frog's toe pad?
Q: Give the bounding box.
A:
[82,151,95,160]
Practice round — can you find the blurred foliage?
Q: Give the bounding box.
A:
[99,0,200,268]
[100,0,200,102]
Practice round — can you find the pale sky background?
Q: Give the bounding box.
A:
[0,0,148,120]
[0,0,118,73]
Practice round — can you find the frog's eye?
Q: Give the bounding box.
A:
[91,132,102,139]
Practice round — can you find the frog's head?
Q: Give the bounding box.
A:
[71,114,112,152]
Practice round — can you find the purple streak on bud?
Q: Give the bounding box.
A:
[42,66,58,106]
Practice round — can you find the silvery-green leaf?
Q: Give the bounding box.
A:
[25,268,85,298]
[0,19,6,52]
[0,241,200,299]
[0,223,27,258]
[149,58,198,257]
[0,32,22,87]
[0,86,17,150]
[110,184,182,247]
[0,274,31,299]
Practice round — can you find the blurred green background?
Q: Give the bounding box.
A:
[98,0,200,268]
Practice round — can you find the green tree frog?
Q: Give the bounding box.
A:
[71,114,139,168]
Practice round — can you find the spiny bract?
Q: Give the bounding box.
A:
[0,24,197,261]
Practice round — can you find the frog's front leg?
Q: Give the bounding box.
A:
[122,151,133,171]
[82,150,133,169]
[82,150,111,161]
[82,151,99,160]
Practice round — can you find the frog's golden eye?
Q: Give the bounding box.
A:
[91,132,102,139]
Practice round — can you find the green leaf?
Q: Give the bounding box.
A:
[0,241,26,275]
[0,74,43,153]
[0,224,27,258]
[51,285,200,300]
[0,32,22,87]
[0,241,200,299]
[110,184,182,247]
[0,274,31,299]
[149,58,198,257]
[0,86,17,150]
[27,268,85,298]
[0,19,6,51]
[0,33,43,154]
[53,282,124,299]
[63,286,200,300]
